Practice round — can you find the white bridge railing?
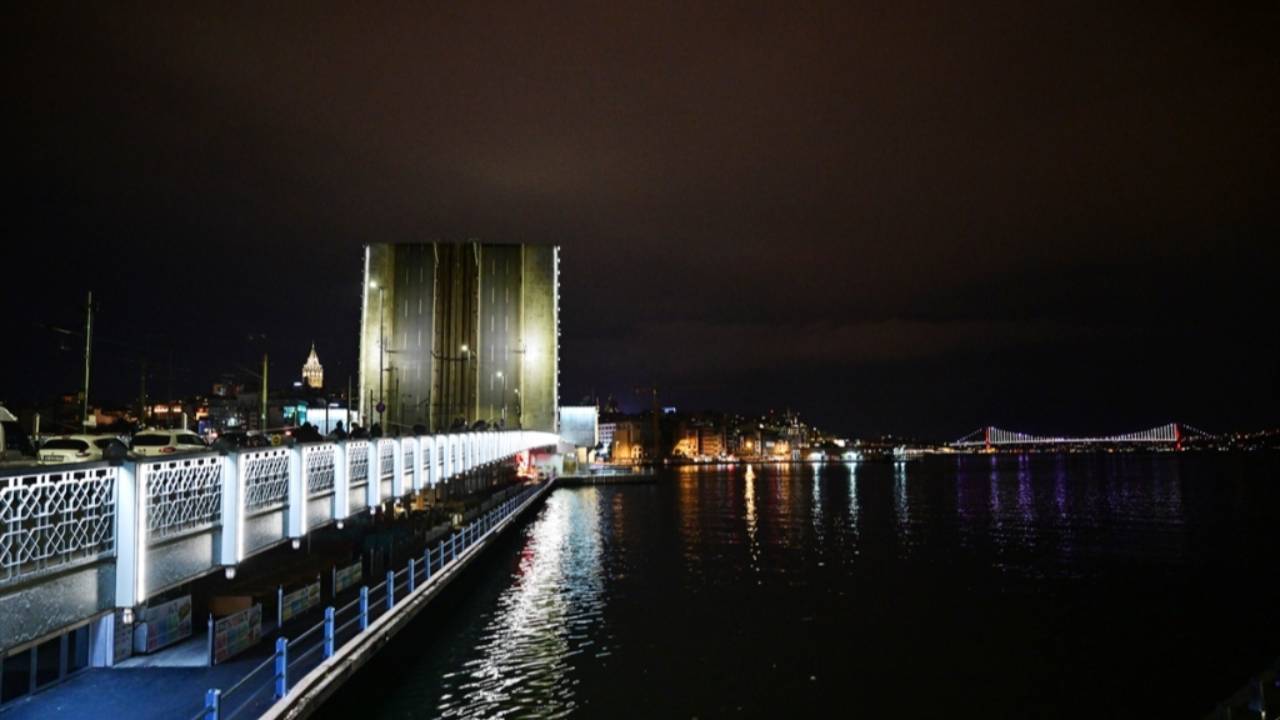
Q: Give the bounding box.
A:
[0,464,118,585]
[0,431,558,612]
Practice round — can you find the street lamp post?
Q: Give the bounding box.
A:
[460,344,470,427]
[429,344,471,430]
[510,339,527,429]
[496,370,507,426]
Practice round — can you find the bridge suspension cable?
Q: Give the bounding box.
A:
[950,422,1212,447]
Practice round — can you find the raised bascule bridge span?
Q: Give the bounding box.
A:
[950,422,1214,451]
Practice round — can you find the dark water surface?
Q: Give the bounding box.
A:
[320,454,1279,718]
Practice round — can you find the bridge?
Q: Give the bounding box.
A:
[951,422,1212,450]
[0,430,559,688]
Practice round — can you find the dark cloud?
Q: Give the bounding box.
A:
[12,1,1279,437]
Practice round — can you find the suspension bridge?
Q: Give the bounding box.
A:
[951,422,1213,450]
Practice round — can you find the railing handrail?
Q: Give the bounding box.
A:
[134,450,222,465]
[221,653,276,698]
[0,457,114,479]
[195,481,546,720]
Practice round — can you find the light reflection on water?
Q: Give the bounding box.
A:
[329,454,1279,719]
[744,464,760,574]
[435,488,607,718]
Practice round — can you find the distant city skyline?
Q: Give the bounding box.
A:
[12,3,1278,438]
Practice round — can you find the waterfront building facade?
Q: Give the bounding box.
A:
[607,419,650,462]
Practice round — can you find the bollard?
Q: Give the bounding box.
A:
[408,558,416,593]
[359,586,369,631]
[273,637,289,699]
[386,570,395,609]
[323,607,335,658]
[204,688,221,720]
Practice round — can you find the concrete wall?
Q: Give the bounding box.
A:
[559,406,599,448]
[144,531,218,598]
[245,509,286,558]
[0,564,115,654]
[308,495,336,532]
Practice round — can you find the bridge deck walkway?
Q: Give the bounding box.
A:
[1,647,273,720]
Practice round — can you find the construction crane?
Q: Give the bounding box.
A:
[633,384,661,463]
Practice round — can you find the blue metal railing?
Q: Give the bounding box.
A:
[196,483,543,720]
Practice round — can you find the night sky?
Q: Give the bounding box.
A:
[13,2,1278,439]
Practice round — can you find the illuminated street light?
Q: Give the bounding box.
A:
[496,371,507,425]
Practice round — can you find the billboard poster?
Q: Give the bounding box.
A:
[281,580,321,624]
[334,561,362,595]
[134,595,193,653]
[212,604,262,665]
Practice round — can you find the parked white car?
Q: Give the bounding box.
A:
[130,430,208,457]
[38,435,121,464]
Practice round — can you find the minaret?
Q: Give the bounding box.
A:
[302,343,324,389]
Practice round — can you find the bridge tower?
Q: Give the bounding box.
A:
[1174,422,1182,451]
[984,426,991,453]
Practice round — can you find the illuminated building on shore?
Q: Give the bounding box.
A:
[359,242,560,432]
[302,343,324,389]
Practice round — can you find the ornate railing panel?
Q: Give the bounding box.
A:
[0,464,117,585]
[142,455,223,541]
[242,448,290,510]
[378,439,396,480]
[303,444,336,495]
[348,440,369,486]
